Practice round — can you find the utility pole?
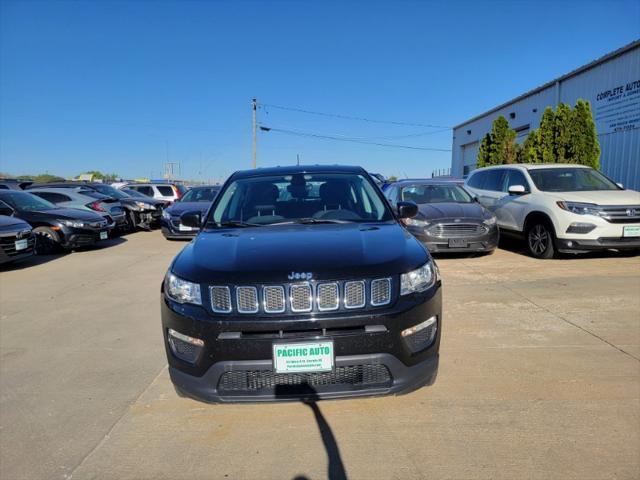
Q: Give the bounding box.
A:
[252,98,257,168]
[296,154,300,166]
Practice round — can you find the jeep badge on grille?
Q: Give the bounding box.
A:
[288,272,313,280]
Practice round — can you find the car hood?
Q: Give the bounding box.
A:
[171,222,428,283]
[17,208,105,222]
[416,202,488,220]
[549,189,640,205]
[0,215,31,230]
[166,202,211,216]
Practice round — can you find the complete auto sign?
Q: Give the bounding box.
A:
[594,79,640,134]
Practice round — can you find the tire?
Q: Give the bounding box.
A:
[33,227,60,255]
[525,220,556,259]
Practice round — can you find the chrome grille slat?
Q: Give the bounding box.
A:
[210,286,232,313]
[317,283,339,311]
[599,204,640,223]
[429,223,486,238]
[290,283,312,312]
[263,285,286,313]
[344,281,366,309]
[236,286,259,314]
[370,278,391,306]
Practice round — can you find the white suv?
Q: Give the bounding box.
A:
[119,183,186,203]
[464,164,640,258]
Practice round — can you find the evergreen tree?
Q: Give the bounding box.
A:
[538,107,556,163]
[488,116,516,165]
[570,99,601,169]
[477,133,491,168]
[518,129,542,163]
[554,103,573,163]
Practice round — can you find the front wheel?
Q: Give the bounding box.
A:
[33,227,61,255]
[526,221,556,259]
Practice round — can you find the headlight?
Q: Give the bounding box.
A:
[135,201,154,210]
[483,215,497,226]
[400,261,436,295]
[557,201,602,216]
[405,218,430,228]
[162,210,171,220]
[164,272,202,305]
[59,219,85,228]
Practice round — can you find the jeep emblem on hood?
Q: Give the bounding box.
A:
[288,272,313,280]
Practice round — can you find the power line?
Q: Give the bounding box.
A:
[259,125,452,152]
[260,103,451,129]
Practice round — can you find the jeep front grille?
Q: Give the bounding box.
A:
[209,278,393,315]
[236,286,259,313]
[210,286,232,313]
[290,284,312,312]
[317,282,339,311]
[344,281,366,309]
[263,285,286,313]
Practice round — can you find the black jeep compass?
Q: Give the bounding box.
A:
[161,165,442,402]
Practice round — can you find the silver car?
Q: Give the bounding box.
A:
[29,187,127,229]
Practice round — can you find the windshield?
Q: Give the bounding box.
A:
[401,184,473,203]
[0,191,57,211]
[181,187,219,202]
[208,172,393,226]
[90,184,129,199]
[528,168,621,192]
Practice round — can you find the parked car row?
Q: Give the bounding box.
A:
[377,163,639,259]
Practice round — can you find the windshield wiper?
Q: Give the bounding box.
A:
[270,217,354,225]
[213,221,263,228]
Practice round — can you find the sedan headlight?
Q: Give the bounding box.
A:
[400,261,436,295]
[162,210,171,220]
[557,201,602,216]
[164,272,202,305]
[135,201,155,210]
[405,218,430,228]
[483,215,497,226]
[59,219,85,228]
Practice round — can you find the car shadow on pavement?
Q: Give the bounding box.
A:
[275,384,348,480]
[1,251,70,271]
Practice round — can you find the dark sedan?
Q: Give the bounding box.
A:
[0,191,111,254]
[384,180,498,253]
[0,215,34,264]
[161,186,219,239]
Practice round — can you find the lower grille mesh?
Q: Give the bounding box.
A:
[218,364,392,392]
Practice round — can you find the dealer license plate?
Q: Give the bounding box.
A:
[448,238,468,248]
[273,341,334,374]
[623,225,640,237]
[99,231,108,240]
[178,224,194,231]
[15,239,28,251]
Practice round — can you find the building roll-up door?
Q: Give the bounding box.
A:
[461,141,479,176]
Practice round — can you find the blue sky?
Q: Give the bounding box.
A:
[1,0,638,182]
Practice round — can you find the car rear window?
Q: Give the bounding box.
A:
[157,186,174,196]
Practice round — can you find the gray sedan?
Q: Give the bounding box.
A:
[29,187,127,229]
[384,179,499,253]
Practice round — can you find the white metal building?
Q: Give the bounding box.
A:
[451,40,640,190]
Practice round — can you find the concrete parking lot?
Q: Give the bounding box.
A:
[1,232,638,480]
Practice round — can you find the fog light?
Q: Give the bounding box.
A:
[566,222,596,234]
[402,316,438,353]
[168,328,204,363]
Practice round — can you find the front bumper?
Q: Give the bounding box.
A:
[556,236,640,252]
[161,284,442,402]
[410,225,499,253]
[555,219,640,252]
[59,226,111,248]
[161,218,198,239]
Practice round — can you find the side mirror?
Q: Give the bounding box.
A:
[180,211,202,228]
[397,201,418,219]
[472,196,480,202]
[508,185,527,195]
[617,183,624,189]
[0,206,14,216]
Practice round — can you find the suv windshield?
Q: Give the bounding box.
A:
[0,191,57,211]
[181,187,219,202]
[401,184,472,203]
[528,168,621,192]
[208,172,393,226]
